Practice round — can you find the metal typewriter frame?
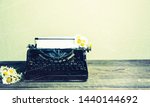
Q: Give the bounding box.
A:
[24,37,90,82]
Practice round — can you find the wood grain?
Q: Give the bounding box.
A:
[0,60,150,90]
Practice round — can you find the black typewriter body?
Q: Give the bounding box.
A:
[24,48,88,82]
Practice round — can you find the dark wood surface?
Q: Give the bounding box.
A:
[0,60,150,90]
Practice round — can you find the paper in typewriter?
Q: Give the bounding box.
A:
[35,37,78,49]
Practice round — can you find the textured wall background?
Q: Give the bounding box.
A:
[0,0,150,61]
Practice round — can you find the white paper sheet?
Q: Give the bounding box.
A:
[35,37,78,49]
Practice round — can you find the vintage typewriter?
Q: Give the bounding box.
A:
[24,36,91,82]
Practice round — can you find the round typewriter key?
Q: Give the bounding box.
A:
[29,61,33,65]
[63,59,66,62]
[59,60,62,63]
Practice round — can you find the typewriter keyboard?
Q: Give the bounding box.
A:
[25,60,88,77]
[25,49,88,81]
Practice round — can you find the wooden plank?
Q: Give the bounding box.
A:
[0,60,150,90]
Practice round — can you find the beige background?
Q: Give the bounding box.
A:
[0,0,150,61]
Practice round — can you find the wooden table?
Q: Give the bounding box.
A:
[0,60,150,90]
